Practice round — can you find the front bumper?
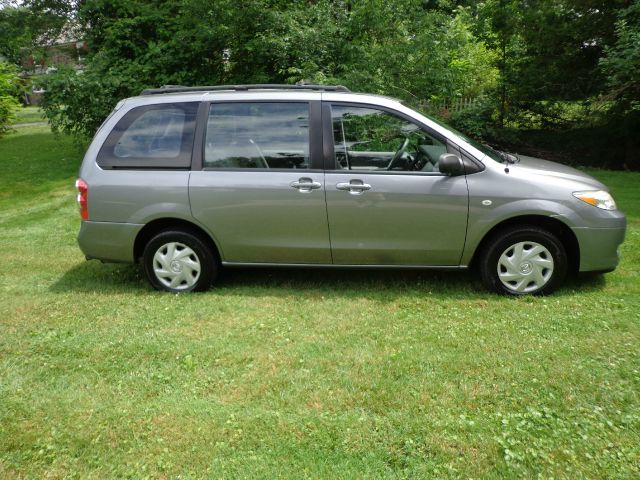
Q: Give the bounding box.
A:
[78,221,143,263]
[572,223,626,272]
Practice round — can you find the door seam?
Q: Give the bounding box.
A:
[321,172,334,264]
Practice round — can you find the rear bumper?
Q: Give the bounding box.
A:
[78,221,143,263]
[572,223,626,272]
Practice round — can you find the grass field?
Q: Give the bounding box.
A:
[8,106,46,126]
[0,126,638,479]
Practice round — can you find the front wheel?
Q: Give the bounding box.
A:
[478,226,567,295]
[142,230,218,292]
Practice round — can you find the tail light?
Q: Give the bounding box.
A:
[75,178,89,220]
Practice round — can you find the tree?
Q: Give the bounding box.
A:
[600,0,640,167]
[335,2,497,101]
[0,0,71,68]
[471,0,629,126]
[601,0,640,114]
[0,61,21,136]
[41,0,497,137]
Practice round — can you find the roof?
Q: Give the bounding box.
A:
[139,84,351,96]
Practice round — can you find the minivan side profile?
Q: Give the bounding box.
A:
[75,84,626,295]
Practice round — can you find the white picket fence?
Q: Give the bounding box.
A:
[418,97,477,116]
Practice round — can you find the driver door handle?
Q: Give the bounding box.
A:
[336,180,371,195]
[290,177,322,193]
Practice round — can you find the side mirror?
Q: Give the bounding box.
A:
[438,153,465,176]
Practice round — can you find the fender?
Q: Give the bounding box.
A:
[461,199,577,266]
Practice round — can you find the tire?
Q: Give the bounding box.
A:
[478,226,568,296]
[142,229,218,292]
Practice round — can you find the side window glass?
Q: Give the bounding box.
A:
[204,102,309,169]
[114,108,185,158]
[331,105,446,172]
[97,102,197,169]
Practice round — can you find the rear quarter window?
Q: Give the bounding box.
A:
[97,102,198,169]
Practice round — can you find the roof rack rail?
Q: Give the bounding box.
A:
[140,84,351,95]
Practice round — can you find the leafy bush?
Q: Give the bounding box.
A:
[39,66,134,138]
[0,62,21,137]
[447,96,498,141]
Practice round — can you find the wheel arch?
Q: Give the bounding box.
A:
[469,215,580,274]
[133,218,221,263]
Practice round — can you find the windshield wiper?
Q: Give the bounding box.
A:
[484,144,511,163]
[505,152,520,164]
[484,144,519,164]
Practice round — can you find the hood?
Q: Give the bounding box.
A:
[513,155,607,190]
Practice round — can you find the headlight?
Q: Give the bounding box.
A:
[573,190,617,210]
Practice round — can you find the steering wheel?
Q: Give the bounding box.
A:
[386,137,410,170]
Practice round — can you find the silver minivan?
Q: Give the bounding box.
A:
[75,84,626,295]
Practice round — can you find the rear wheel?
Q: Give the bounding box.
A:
[143,230,217,292]
[478,226,567,295]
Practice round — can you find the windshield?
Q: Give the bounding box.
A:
[412,106,503,163]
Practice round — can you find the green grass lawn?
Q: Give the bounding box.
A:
[0,126,638,479]
[8,106,46,125]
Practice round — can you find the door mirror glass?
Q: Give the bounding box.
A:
[438,153,464,176]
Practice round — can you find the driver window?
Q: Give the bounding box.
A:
[331,105,446,172]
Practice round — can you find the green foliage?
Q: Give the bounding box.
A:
[476,0,624,105]
[447,96,498,140]
[0,1,70,67]
[39,0,498,139]
[0,6,32,66]
[333,3,498,101]
[0,62,21,137]
[40,65,136,137]
[601,0,640,113]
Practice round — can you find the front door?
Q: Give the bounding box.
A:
[324,103,469,266]
[189,101,331,264]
